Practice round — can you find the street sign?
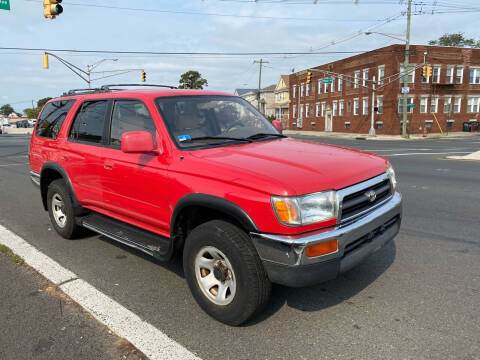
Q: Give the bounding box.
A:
[322,78,333,84]
[408,103,415,108]
[0,0,10,10]
[401,87,410,94]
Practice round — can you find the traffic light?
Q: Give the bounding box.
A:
[422,66,427,78]
[426,66,432,78]
[141,71,146,82]
[43,53,49,69]
[43,0,63,19]
[306,71,312,84]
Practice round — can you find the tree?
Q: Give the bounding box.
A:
[23,98,52,119]
[178,71,208,89]
[37,97,52,109]
[428,33,480,48]
[0,104,14,117]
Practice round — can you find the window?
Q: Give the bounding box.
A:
[69,100,108,144]
[469,67,480,84]
[446,120,454,129]
[338,76,343,92]
[347,101,351,113]
[354,71,360,88]
[333,101,338,116]
[353,98,359,115]
[362,69,368,87]
[305,104,310,118]
[443,96,452,114]
[454,96,462,113]
[35,100,75,139]
[292,85,297,98]
[400,65,415,83]
[430,96,439,113]
[420,96,429,113]
[446,66,454,84]
[376,96,383,114]
[331,78,335,93]
[398,96,414,113]
[339,100,344,116]
[321,102,326,117]
[345,122,351,129]
[318,79,322,94]
[300,83,304,97]
[110,100,156,146]
[315,103,320,117]
[376,121,383,130]
[467,96,480,112]
[324,82,328,93]
[306,83,310,96]
[293,105,296,118]
[432,66,441,83]
[362,97,368,115]
[456,66,464,84]
[299,104,304,118]
[424,120,433,129]
[378,65,385,85]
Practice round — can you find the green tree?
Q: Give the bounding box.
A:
[428,33,480,48]
[178,70,208,89]
[37,97,52,109]
[0,104,14,117]
[24,108,39,119]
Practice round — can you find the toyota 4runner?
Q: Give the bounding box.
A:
[29,84,402,325]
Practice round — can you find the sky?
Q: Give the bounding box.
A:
[0,0,479,113]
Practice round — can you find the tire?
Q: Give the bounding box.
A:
[47,179,80,239]
[183,220,271,326]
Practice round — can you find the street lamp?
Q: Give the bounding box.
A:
[364,31,406,43]
[86,58,119,88]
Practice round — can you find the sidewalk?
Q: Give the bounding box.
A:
[283,130,480,141]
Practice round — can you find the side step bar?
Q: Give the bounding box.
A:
[80,213,171,261]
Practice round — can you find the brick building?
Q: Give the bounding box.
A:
[289,44,480,135]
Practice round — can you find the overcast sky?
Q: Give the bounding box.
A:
[1,0,479,112]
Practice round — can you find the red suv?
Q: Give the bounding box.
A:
[29,85,402,325]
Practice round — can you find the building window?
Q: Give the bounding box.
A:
[420,96,429,113]
[430,96,439,113]
[353,98,359,115]
[432,65,441,83]
[376,96,383,114]
[306,83,310,96]
[331,78,335,93]
[376,121,383,130]
[362,97,368,115]
[354,71,360,88]
[305,104,310,118]
[318,79,322,94]
[467,96,480,112]
[345,122,351,129]
[339,100,344,116]
[362,69,368,87]
[321,102,326,117]
[378,65,385,85]
[324,82,328,93]
[446,65,454,84]
[400,65,415,83]
[446,120,454,129]
[456,66,464,84]
[443,96,452,114]
[315,103,320,117]
[454,96,462,113]
[469,67,480,84]
[347,101,352,113]
[398,96,414,113]
[293,105,296,118]
[338,76,343,92]
[424,120,433,129]
[300,83,304,97]
[299,104,304,119]
[292,85,296,98]
[333,101,338,116]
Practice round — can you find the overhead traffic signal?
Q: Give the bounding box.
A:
[43,53,49,69]
[141,71,146,82]
[306,71,312,84]
[422,66,432,78]
[43,0,63,19]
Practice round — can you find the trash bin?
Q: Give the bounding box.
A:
[471,121,479,132]
[463,122,471,132]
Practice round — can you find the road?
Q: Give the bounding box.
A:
[0,133,479,360]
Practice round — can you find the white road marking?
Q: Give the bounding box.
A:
[0,224,201,360]
[386,151,471,157]
[0,163,29,167]
[364,148,433,152]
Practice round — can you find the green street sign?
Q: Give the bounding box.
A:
[0,0,10,10]
[322,78,333,84]
[408,103,415,108]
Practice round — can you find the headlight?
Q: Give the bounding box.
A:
[272,190,337,226]
[386,165,397,191]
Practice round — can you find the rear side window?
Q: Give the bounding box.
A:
[35,100,75,139]
[109,100,157,146]
[69,100,108,144]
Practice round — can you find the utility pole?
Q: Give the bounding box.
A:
[402,0,412,138]
[369,75,376,136]
[254,59,269,112]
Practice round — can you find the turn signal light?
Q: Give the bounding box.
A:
[273,198,299,224]
[305,239,338,257]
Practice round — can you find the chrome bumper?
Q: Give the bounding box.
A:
[30,170,40,187]
[250,191,402,287]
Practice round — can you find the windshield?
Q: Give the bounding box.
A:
[155,95,280,148]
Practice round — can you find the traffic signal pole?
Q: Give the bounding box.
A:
[369,76,376,136]
[402,0,412,138]
[254,59,269,112]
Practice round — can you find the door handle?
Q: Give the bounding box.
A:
[104,160,114,170]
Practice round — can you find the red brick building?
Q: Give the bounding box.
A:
[288,44,480,135]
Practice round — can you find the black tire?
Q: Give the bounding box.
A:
[183,220,271,326]
[47,179,80,239]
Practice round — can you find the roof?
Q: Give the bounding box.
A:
[261,84,276,92]
[234,88,257,96]
[280,75,290,86]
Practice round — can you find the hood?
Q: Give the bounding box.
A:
[190,137,389,196]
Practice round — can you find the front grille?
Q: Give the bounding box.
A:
[340,178,392,222]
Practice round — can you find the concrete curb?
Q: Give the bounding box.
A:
[447,150,480,161]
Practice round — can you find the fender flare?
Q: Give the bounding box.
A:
[170,194,258,237]
[40,162,81,211]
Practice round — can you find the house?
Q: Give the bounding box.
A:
[235,85,276,118]
[268,75,290,128]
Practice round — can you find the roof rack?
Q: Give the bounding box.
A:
[62,88,107,96]
[100,84,178,91]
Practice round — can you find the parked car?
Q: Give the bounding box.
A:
[29,85,402,325]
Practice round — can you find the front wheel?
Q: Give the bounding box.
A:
[183,220,271,326]
[47,179,80,239]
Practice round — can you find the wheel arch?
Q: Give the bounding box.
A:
[40,162,81,212]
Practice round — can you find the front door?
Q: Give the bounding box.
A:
[325,111,333,132]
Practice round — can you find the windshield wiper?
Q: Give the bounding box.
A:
[186,136,252,143]
[246,133,287,140]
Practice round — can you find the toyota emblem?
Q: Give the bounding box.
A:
[365,190,377,202]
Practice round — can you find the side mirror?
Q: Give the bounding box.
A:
[121,131,160,154]
[272,120,283,133]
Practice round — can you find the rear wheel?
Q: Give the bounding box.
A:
[47,179,80,239]
[183,220,271,326]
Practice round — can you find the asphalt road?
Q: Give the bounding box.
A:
[0,133,479,360]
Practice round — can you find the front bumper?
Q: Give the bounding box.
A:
[250,191,402,287]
